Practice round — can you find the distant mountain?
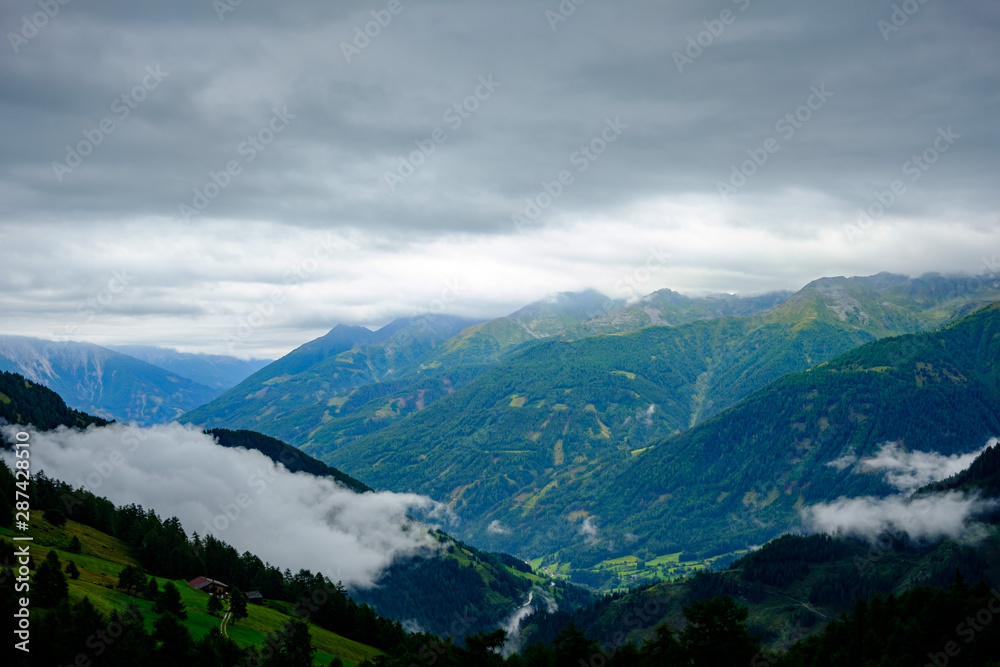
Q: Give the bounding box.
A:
[0,336,217,425]
[106,345,271,391]
[306,277,1000,568]
[417,290,621,369]
[180,315,482,440]
[564,288,793,336]
[177,274,1000,586]
[180,288,800,447]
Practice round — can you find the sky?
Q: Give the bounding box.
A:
[1,0,998,358]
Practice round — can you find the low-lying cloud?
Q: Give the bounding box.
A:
[802,491,998,542]
[0,422,450,589]
[858,440,995,492]
[805,439,999,542]
[826,440,996,492]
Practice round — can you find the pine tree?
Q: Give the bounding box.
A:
[146,576,159,600]
[117,565,145,596]
[208,593,223,615]
[67,535,82,554]
[65,561,80,579]
[271,619,313,666]
[43,507,67,527]
[230,587,249,625]
[34,550,69,606]
[152,611,192,663]
[679,596,760,667]
[153,581,187,619]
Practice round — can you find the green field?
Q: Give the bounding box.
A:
[530,549,747,590]
[2,512,381,666]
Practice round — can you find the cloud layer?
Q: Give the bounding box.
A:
[802,491,998,542]
[1,1,998,356]
[827,440,997,492]
[805,440,999,541]
[859,441,996,492]
[0,422,448,589]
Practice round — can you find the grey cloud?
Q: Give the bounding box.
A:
[858,441,997,493]
[801,491,999,542]
[806,440,1000,542]
[1,0,998,354]
[0,422,450,589]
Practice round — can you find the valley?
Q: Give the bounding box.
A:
[180,274,1000,581]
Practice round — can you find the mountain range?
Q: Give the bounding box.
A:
[181,273,1000,585]
[0,336,270,425]
[4,287,1000,664]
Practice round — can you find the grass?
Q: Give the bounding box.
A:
[531,548,750,590]
[4,512,381,666]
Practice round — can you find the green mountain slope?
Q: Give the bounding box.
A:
[308,274,1000,451]
[0,373,593,637]
[571,301,1000,568]
[181,315,479,441]
[519,527,1000,657]
[207,428,373,494]
[564,287,792,336]
[0,369,111,431]
[181,288,797,449]
[309,280,1000,565]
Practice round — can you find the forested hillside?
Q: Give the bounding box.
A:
[0,370,110,431]
[573,301,1000,567]
[310,289,1000,568]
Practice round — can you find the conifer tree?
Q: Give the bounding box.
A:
[153,581,187,619]
[34,550,69,606]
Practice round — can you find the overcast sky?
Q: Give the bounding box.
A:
[1,0,998,358]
